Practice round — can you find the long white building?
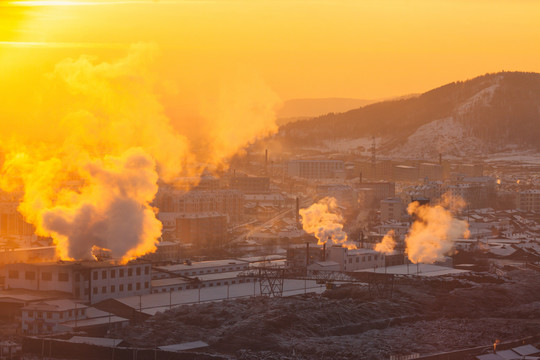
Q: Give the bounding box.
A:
[3,260,152,304]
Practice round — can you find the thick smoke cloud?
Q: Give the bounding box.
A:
[0,43,280,262]
[404,197,469,264]
[374,230,396,255]
[299,197,356,249]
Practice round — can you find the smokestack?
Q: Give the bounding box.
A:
[296,197,300,227]
[306,242,310,267]
[265,149,268,174]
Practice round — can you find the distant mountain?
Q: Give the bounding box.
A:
[276,98,376,125]
[275,72,540,158]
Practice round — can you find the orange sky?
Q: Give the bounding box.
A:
[1,0,540,100]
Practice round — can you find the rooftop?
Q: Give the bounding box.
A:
[157,259,248,272]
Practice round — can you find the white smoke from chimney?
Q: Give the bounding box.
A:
[405,195,469,264]
[299,197,356,249]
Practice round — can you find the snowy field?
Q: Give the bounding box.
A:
[118,279,326,316]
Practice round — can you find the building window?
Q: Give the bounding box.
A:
[119,284,124,292]
[102,270,107,280]
[93,287,97,295]
[128,283,133,291]
[348,258,352,264]
[93,272,98,280]
[58,273,69,282]
[42,272,52,281]
[8,270,18,279]
[128,268,133,277]
[25,271,36,280]
[144,266,149,275]
[102,286,107,294]
[84,288,89,295]
[136,267,141,276]
[28,311,34,317]
[111,285,115,293]
[119,269,124,277]
[136,283,141,290]
[144,282,149,289]
[46,312,52,319]
[59,313,63,319]
[110,270,116,278]
[356,257,359,263]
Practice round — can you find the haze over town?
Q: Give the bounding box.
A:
[0,1,540,360]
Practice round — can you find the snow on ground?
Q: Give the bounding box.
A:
[455,78,501,116]
[356,263,470,277]
[118,279,326,316]
[387,117,484,159]
[321,137,380,154]
[484,149,540,165]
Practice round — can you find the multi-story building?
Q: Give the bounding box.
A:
[326,246,385,272]
[21,299,87,335]
[175,213,227,248]
[457,163,483,177]
[358,182,395,206]
[0,246,57,265]
[517,190,540,212]
[287,159,345,179]
[3,261,152,304]
[178,190,244,224]
[0,201,35,238]
[394,165,419,182]
[230,176,270,194]
[419,163,443,181]
[380,198,404,222]
[141,241,181,262]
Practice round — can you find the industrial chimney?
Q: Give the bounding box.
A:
[296,197,300,228]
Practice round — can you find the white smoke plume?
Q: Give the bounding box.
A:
[299,197,356,249]
[0,43,280,262]
[405,196,470,264]
[374,230,396,254]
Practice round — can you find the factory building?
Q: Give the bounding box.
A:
[357,182,395,206]
[154,259,249,279]
[230,176,270,194]
[287,159,345,179]
[326,246,385,272]
[175,212,227,248]
[3,261,152,304]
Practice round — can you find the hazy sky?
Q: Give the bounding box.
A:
[1,0,540,100]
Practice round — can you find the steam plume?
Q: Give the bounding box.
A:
[299,197,356,249]
[404,196,469,264]
[0,43,280,262]
[374,230,396,254]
